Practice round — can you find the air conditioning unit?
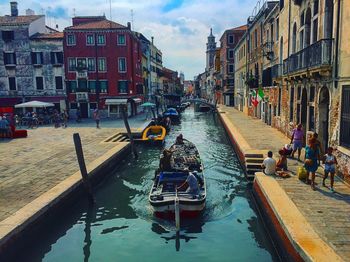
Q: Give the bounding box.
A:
[76,71,88,78]
[76,92,89,102]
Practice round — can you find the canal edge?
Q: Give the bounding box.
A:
[0,141,131,254]
[216,106,344,262]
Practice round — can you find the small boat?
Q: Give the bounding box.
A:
[199,104,211,112]
[141,125,166,144]
[163,108,180,122]
[149,139,206,218]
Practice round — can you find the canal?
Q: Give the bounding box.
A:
[14,108,279,261]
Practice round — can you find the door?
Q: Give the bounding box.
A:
[80,102,88,118]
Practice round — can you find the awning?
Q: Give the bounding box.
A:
[105,99,128,105]
[133,98,142,103]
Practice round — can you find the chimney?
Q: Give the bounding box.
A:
[151,36,154,45]
[10,2,18,17]
[127,22,131,30]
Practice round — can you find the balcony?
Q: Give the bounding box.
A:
[271,64,283,79]
[283,39,332,75]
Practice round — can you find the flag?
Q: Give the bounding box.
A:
[250,90,259,107]
[257,87,265,102]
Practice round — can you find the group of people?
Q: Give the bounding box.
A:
[262,123,338,192]
[0,115,12,138]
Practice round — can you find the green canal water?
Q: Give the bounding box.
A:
[15,109,279,262]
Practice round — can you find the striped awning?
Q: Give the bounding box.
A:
[105,99,128,105]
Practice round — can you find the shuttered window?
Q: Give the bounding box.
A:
[340,86,350,148]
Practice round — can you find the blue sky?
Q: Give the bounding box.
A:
[0,0,258,79]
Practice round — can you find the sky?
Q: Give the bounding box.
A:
[0,0,258,79]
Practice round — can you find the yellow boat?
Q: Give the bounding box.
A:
[141,125,166,144]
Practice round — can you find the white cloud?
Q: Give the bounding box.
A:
[2,0,258,79]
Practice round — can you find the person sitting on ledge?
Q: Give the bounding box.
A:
[261,151,276,175]
[177,171,199,195]
[276,149,288,171]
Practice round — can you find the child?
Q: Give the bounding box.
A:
[322,147,338,193]
[276,149,288,171]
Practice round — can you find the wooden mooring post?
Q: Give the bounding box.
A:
[121,106,138,159]
[73,133,95,204]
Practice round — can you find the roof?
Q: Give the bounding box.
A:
[66,19,127,30]
[0,15,43,26]
[31,32,64,40]
[232,24,247,31]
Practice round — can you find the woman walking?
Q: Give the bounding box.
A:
[304,137,320,190]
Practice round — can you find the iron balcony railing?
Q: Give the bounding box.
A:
[271,64,283,79]
[283,39,332,75]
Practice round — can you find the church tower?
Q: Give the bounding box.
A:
[206,28,216,71]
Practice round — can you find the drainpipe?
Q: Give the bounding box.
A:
[287,0,291,57]
[334,0,341,89]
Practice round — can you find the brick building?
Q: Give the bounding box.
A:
[0,2,65,111]
[63,16,143,118]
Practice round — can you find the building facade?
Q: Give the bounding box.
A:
[63,16,143,118]
[0,2,65,111]
[235,0,350,182]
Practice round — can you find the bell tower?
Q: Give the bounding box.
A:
[206,28,216,71]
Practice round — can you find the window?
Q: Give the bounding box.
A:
[340,86,350,148]
[117,34,126,45]
[98,58,106,72]
[228,34,234,44]
[77,58,87,70]
[70,102,77,109]
[8,77,16,90]
[55,76,63,89]
[87,58,96,72]
[36,77,44,90]
[97,34,105,45]
[89,103,97,109]
[51,52,63,64]
[67,34,76,45]
[314,0,319,15]
[254,29,258,47]
[309,86,315,101]
[276,18,279,41]
[88,80,96,92]
[78,79,87,90]
[312,19,318,44]
[68,58,76,71]
[278,86,282,116]
[227,49,234,59]
[280,0,284,10]
[2,31,14,42]
[67,81,77,92]
[100,80,108,93]
[309,106,315,131]
[31,52,43,65]
[118,80,128,93]
[300,12,305,27]
[118,57,126,72]
[4,52,16,65]
[297,86,301,100]
[271,23,274,42]
[228,64,234,74]
[86,34,94,45]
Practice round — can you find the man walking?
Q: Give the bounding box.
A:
[93,109,100,128]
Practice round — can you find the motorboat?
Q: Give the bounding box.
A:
[149,139,206,218]
[163,108,180,122]
[141,125,166,144]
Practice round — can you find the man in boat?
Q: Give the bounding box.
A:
[175,134,184,145]
[177,171,199,195]
[159,149,173,171]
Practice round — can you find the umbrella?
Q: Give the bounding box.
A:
[140,102,156,107]
[14,100,55,108]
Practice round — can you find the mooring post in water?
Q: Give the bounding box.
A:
[175,188,180,230]
[151,108,156,119]
[121,105,138,159]
[73,133,95,204]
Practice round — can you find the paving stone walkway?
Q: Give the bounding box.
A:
[0,119,147,222]
[219,105,350,260]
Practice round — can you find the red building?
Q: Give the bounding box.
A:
[64,16,143,118]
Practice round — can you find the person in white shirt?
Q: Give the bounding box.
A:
[262,151,276,175]
[178,171,199,195]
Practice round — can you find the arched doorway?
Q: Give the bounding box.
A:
[301,88,308,141]
[318,87,330,151]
